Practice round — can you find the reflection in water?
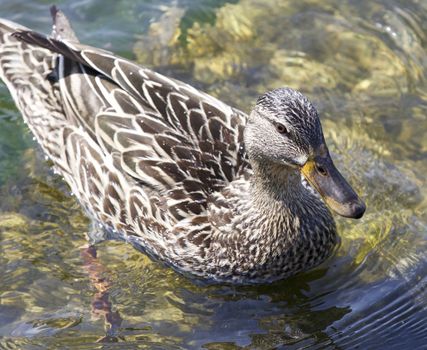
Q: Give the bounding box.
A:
[77,249,353,348]
[0,0,426,348]
[80,245,123,343]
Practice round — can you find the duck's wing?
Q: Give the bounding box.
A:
[13,29,249,220]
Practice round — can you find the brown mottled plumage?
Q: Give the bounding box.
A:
[0,8,365,283]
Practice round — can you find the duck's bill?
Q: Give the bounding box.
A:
[301,157,366,219]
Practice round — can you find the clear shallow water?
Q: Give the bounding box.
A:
[0,0,426,349]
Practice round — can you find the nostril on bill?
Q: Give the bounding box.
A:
[316,164,328,176]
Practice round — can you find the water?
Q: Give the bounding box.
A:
[0,0,426,348]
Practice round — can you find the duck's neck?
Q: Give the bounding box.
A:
[250,162,305,205]
[248,161,335,247]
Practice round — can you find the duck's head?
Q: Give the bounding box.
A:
[245,87,365,219]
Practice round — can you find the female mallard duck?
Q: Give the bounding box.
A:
[0,7,365,283]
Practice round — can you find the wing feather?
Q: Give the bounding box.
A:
[13,29,250,224]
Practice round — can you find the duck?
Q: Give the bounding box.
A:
[0,7,365,284]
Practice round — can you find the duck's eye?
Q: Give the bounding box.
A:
[275,123,288,134]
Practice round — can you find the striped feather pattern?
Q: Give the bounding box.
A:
[0,10,338,283]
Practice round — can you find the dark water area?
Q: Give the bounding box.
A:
[0,0,426,349]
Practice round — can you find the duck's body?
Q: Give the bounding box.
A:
[0,8,364,283]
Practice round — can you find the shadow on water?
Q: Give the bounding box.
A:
[0,0,427,349]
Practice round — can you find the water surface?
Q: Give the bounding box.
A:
[0,0,426,349]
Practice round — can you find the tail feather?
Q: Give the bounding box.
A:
[50,5,79,42]
[0,17,70,168]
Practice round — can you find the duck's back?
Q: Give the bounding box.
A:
[0,10,250,272]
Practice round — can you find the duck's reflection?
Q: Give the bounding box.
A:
[80,245,123,343]
[78,241,352,348]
